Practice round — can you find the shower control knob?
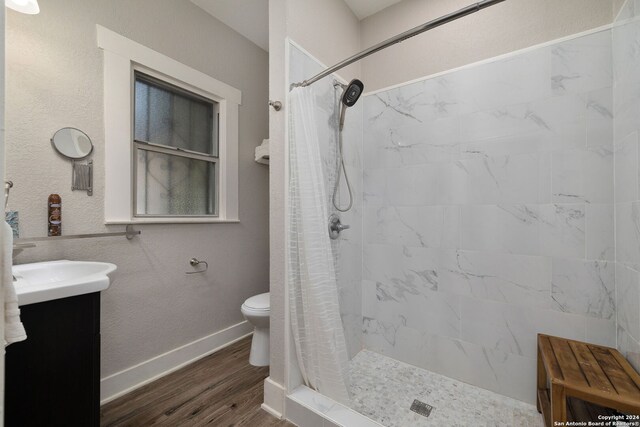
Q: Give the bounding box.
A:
[328,214,349,240]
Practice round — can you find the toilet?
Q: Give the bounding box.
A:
[241,292,270,366]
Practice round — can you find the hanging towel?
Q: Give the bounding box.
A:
[2,221,26,346]
[254,139,270,165]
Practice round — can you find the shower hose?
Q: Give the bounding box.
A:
[332,97,353,213]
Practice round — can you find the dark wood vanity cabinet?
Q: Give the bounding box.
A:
[5,292,100,427]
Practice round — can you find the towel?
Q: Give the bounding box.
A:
[2,221,26,346]
[255,139,269,165]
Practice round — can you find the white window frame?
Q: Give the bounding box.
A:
[97,25,240,224]
[132,68,220,218]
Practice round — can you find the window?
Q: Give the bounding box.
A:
[134,72,219,217]
[98,26,240,224]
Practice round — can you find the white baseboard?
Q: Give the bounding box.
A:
[262,376,286,418]
[100,320,253,404]
[261,403,283,419]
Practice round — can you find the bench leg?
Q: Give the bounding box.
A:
[551,383,566,424]
[537,347,547,413]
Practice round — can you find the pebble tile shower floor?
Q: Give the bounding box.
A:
[349,350,544,427]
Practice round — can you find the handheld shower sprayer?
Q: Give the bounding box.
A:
[332,79,364,213]
[342,79,364,106]
[338,79,364,131]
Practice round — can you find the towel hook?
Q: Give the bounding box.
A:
[186,258,208,274]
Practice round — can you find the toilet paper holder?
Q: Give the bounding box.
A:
[186,258,208,274]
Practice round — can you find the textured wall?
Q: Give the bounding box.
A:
[287,0,361,82]
[360,0,619,92]
[268,0,287,392]
[613,0,640,372]
[6,0,269,377]
[362,28,614,404]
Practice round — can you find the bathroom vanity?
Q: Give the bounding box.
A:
[5,292,101,426]
[5,260,116,427]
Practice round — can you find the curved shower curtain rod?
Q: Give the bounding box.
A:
[290,0,507,90]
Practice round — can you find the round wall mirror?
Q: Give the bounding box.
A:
[51,128,93,159]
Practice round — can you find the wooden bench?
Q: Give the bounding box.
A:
[537,334,640,426]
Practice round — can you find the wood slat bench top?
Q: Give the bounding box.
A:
[538,334,640,414]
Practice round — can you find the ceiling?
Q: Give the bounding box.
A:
[191,0,403,52]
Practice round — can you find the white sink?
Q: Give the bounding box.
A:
[12,260,117,306]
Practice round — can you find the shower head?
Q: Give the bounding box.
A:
[341,79,364,107]
[338,79,364,131]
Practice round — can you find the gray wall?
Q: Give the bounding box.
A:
[268,0,287,394]
[360,0,622,92]
[287,0,361,80]
[6,0,269,378]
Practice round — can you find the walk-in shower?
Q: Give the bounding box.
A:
[283,0,578,426]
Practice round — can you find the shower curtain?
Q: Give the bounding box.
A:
[288,86,351,404]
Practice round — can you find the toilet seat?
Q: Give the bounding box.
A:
[242,292,270,312]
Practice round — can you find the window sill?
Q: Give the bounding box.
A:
[104,218,240,225]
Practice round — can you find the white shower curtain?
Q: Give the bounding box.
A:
[288,86,351,404]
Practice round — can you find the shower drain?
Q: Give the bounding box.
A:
[410,399,434,418]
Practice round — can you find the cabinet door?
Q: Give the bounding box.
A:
[5,293,100,427]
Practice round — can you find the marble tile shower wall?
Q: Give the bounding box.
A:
[289,45,364,358]
[362,29,614,404]
[614,4,640,372]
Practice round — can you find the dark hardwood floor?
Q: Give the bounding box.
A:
[100,337,294,427]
